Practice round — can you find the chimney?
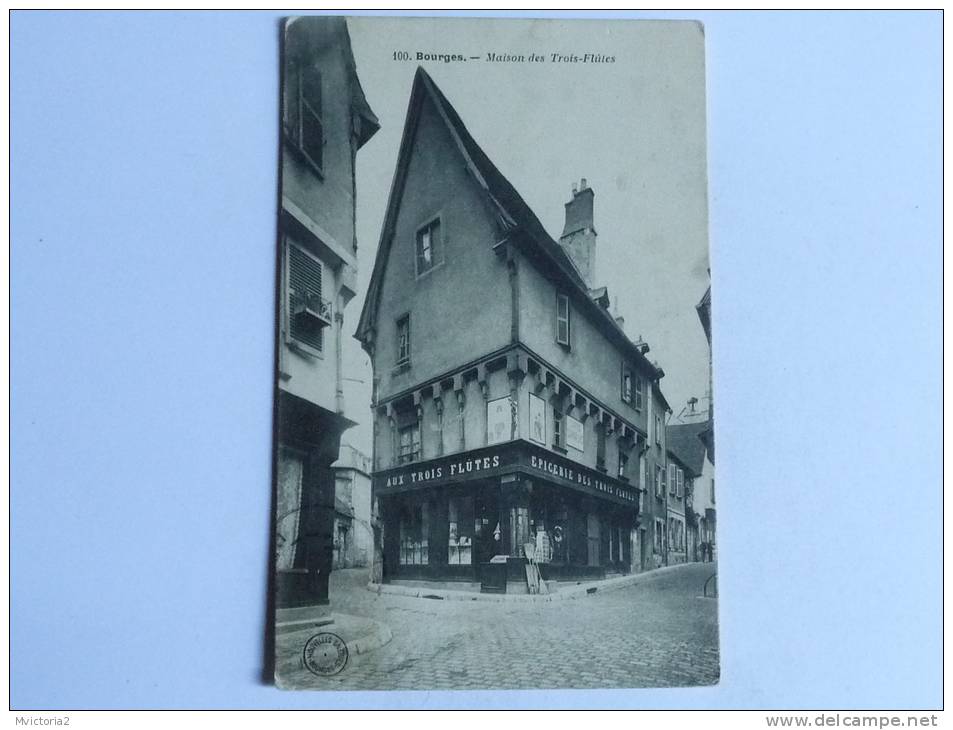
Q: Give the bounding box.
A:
[559,178,597,287]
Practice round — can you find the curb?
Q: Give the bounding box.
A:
[366,562,700,603]
[347,617,393,656]
[277,613,393,656]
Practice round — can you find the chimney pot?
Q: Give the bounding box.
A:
[580,177,588,190]
[572,182,578,195]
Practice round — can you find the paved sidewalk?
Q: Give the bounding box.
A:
[275,562,720,691]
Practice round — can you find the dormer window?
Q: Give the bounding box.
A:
[416,218,442,276]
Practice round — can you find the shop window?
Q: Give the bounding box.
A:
[586,514,601,567]
[447,496,473,565]
[555,293,571,347]
[399,502,429,565]
[549,502,569,564]
[397,421,420,464]
[396,315,411,367]
[416,217,442,276]
[655,518,664,553]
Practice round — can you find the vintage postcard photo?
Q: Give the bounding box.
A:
[271,15,717,690]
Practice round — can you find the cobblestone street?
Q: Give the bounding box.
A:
[277,562,719,691]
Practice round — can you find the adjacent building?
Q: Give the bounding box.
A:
[331,444,373,569]
[356,68,673,587]
[274,17,379,608]
[668,420,714,562]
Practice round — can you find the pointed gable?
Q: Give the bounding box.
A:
[356,68,662,384]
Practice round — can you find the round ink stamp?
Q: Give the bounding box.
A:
[302,632,349,676]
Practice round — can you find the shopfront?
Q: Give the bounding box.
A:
[375,440,640,583]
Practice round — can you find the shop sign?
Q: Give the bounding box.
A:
[486,395,515,446]
[565,414,584,452]
[528,393,546,446]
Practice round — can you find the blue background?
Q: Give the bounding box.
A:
[10,10,942,709]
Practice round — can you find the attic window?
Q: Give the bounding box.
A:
[416,218,442,276]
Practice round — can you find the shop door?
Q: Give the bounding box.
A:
[474,493,500,570]
[587,514,601,566]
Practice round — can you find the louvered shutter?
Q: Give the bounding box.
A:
[288,244,323,351]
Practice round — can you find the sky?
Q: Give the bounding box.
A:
[340,17,711,451]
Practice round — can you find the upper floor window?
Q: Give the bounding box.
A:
[396,315,411,367]
[634,375,644,411]
[655,415,663,447]
[397,421,421,465]
[416,218,442,276]
[596,425,606,471]
[676,468,684,498]
[555,293,571,347]
[669,464,677,496]
[285,62,324,173]
[655,464,663,498]
[710,478,715,504]
[552,408,564,450]
[618,451,628,481]
[287,241,327,352]
[621,365,632,403]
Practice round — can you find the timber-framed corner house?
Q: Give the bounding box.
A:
[356,68,673,588]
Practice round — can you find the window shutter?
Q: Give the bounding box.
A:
[288,244,323,351]
[669,464,676,494]
[283,62,301,141]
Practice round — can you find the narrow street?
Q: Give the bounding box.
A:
[277,562,719,690]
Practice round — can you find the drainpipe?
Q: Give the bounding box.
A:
[334,308,345,414]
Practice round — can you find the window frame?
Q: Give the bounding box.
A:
[555,293,571,347]
[617,450,629,481]
[414,215,444,278]
[634,375,644,411]
[397,420,421,465]
[669,464,677,495]
[285,63,325,176]
[552,408,565,451]
[395,314,411,369]
[621,363,632,403]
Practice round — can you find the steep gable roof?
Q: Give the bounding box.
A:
[666,421,710,477]
[356,68,664,385]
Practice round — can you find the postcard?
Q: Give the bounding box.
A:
[272,15,717,690]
